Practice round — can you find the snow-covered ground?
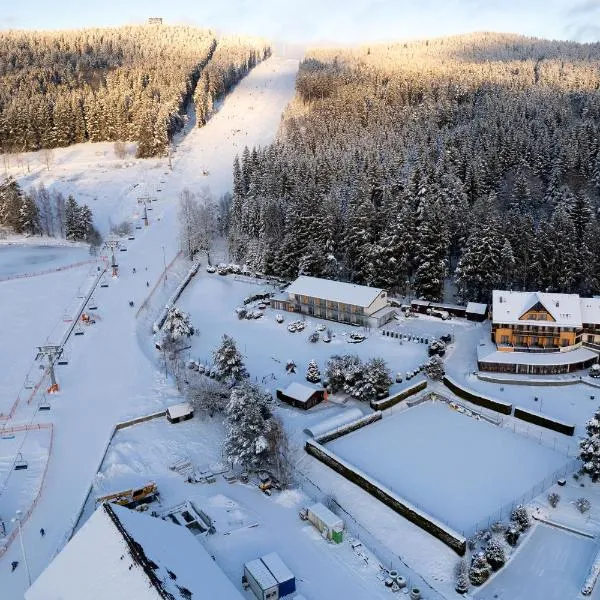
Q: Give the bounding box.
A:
[327,400,569,535]
[87,416,394,600]
[0,55,300,599]
[474,524,597,600]
[0,245,91,279]
[177,273,429,395]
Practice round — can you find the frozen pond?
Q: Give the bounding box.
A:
[327,401,569,534]
[0,244,90,278]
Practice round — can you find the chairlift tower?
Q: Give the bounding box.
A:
[104,239,120,276]
[35,345,63,393]
[137,196,152,227]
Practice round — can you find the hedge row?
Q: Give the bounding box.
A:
[305,440,467,555]
[514,407,575,436]
[314,412,382,445]
[370,381,427,411]
[443,376,512,415]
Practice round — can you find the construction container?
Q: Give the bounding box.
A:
[244,558,279,600]
[307,502,344,543]
[261,552,296,597]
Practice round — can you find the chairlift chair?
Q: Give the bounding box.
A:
[88,297,98,310]
[39,398,51,411]
[14,453,28,470]
[74,326,84,336]
[24,377,34,390]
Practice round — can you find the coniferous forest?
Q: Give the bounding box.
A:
[0,25,269,158]
[228,33,600,302]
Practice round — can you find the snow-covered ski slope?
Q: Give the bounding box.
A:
[0,55,299,599]
[4,56,299,238]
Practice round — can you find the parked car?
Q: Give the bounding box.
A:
[206,265,216,273]
[347,332,366,343]
[590,364,600,379]
[440,333,452,344]
[217,263,228,275]
[276,314,285,323]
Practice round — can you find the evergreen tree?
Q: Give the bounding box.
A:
[469,554,491,586]
[225,383,272,470]
[213,334,246,381]
[64,195,81,241]
[306,359,321,383]
[580,407,600,482]
[485,539,506,571]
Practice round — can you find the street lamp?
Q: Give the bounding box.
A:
[162,246,167,283]
[12,510,31,587]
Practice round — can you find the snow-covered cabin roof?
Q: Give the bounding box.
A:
[260,552,294,584]
[492,290,582,328]
[244,558,278,590]
[466,302,488,315]
[308,502,344,529]
[581,298,600,325]
[166,401,194,420]
[286,276,383,308]
[282,382,320,404]
[25,504,243,600]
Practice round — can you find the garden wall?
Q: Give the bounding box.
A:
[370,381,427,411]
[305,439,467,555]
[443,376,512,415]
[513,407,575,436]
[314,412,382,444]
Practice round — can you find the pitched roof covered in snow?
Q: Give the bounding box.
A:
[466,302,488,315]
[286,276,384,308]
[282,382,319,404]
[492,290,582,328]
[25,504,243,600]
[166,401,194,420]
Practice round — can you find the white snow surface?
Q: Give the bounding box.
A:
[327,401,568,534]
[0,55,300,599]
[285,275,383,308]
[26,503,243,600]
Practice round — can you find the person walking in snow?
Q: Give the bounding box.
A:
[11,561,18,572]
[40,528,45,537]
[146,281,150,287]
[132,267,136,274]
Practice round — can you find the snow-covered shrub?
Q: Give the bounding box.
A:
[469,553,491,586]
[326,355,361,392]
[308,331,319,343]
[576,497,591,514]
[484,538,506,571]
[454,559,469,594]
[424,355,445,380]
[325,355,391,401]
[504,526,520,547]
[187,376,229,417]
[306,359,321,383]
[213,334,246,381]
[163,307,195,339]
[286,360,297,374]
[580,409,600,481]
[491,521,507,534]
[428,338,446,356]
[236,307,247,319]
[511,505,530,531]
[547,492,560,508]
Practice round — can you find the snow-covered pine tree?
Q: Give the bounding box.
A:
[64,195,81,241]
[225,383,272,470]
[306,359,321,383]
[213,334,246,381]
[163,307,195,339]
[454,559,469,594]
[510,505,530,531]
[580,407,600,481]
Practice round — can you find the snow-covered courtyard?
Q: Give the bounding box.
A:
[327,400,570,535]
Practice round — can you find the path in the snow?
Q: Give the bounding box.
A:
[0,55,299,598]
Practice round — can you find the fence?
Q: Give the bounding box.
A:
[135,250,183,319]
[0,258,99,283]
[463,457,580,539]
[294,469,446,600]
[0,423,54,560]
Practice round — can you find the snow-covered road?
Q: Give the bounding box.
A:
[0,55,299,598]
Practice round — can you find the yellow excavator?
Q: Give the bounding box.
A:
[95,482,158,509]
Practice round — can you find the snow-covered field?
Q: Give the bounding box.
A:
[326,400,569,535]
[474,524,597,600]
[88,416,394,600]
[0,55,301,599]
[177,273,429,395]
[0,250,98,416]
[0,244,91,279]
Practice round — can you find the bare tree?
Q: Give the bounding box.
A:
[178,187,217,261]
[41,148,54,171]
[113,140,127,159]
[186,375,229,418]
